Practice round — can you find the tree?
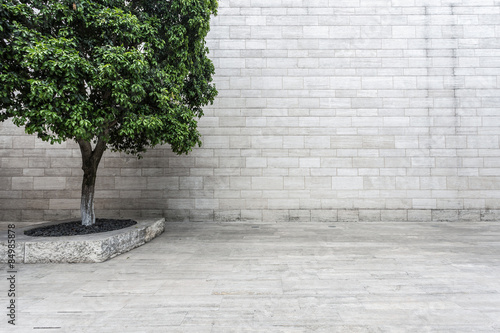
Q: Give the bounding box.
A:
[0,0,218,226]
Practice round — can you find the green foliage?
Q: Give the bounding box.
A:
[1,0,218,155]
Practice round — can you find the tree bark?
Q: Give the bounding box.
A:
[81,169,96,227]
[78,138,106,226]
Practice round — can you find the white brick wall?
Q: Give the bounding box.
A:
[1,0,500,222]
[194,0,500,222]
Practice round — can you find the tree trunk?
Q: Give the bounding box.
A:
[81,166,97,226]
[78,138,106,226]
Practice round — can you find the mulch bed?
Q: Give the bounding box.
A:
[24,219,137,237]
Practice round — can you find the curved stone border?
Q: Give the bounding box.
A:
[0,218,165,263]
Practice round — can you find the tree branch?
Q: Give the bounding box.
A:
[108,120,118,129]
[78,134,107,171]
[77,139,92,163]
[92,135,107,166]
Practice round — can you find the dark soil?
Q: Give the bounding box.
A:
[24,219,137,237]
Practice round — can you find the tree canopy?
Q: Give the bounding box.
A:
[1,0,218,156]
[0,0,218,225]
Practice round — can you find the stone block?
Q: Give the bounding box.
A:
[164,209,190,222]
[195,199,219,210]
[1,158,29,168]
[332,177,364,190]
[311,210,338,222]
[21,210,45,221]
[0,210,21,221]
[0,137,12,149]
[189,209,214,222]
[252,177,283,190]
[305,177,332,189]
[407,210,432,222]
[241,210,262,221]
[12,136,35,149]
[0,218,165,263]
[289,210,311,222]
[168,199,195,210]
[49,199,79,210]
[214,210,241,222]
[381,210,407,222]
[432,210,459,222]
[359,210,381,222]
[268,199,300,210]
[480,210,500,221]
[458,210,481,222]
[33,177,67,190]
[262,210,289,222]
[338,210,359,222]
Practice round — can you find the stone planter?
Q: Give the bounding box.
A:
[0,218,165,263]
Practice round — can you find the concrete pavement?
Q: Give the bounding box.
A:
[2,221,500,332]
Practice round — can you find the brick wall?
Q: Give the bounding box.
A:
[2,0,500,222]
